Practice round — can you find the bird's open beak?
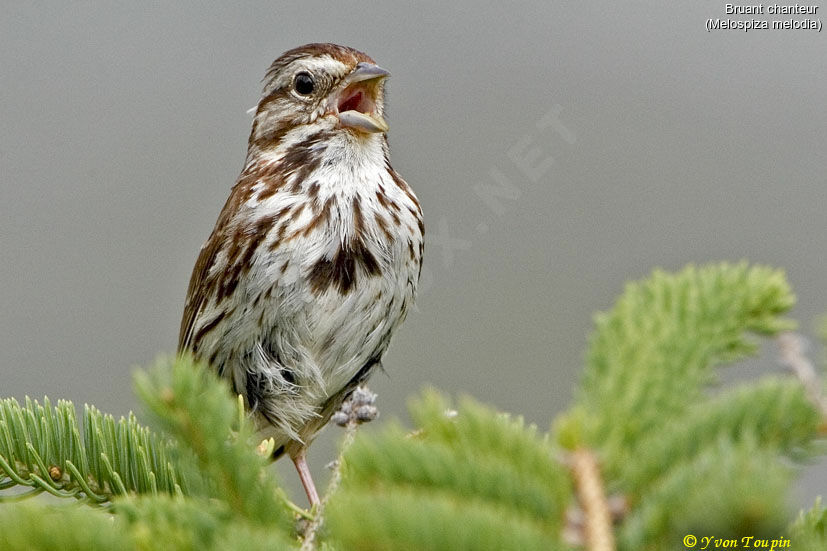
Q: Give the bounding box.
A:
[335,62,390,134]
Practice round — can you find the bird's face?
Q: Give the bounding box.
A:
[250,44,390,149]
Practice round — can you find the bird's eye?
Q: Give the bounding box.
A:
[294,72,315,95]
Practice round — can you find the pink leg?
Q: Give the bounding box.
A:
[292,449,320,506]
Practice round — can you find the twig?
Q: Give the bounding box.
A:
[777,332,827,421]
[299,421,357,551]
[300,386,378,550]
[569,448,615,551]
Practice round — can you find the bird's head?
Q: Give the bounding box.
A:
[249,43,390,150]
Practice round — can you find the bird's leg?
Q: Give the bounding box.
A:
[292,448,320,507]
[292,387,379,509]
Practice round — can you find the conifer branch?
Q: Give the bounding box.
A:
[325,390,569,550]
[1,262,825,550]
[789,498,827,550]
[133,355,293,528]
[0,396,192,504]
[565,262,796,462]
[618,377,821,494]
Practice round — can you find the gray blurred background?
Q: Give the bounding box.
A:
[2,2,825,505]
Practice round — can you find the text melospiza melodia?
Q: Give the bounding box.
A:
[178,44,423,505]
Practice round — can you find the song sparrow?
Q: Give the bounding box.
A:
[178,43,423,505]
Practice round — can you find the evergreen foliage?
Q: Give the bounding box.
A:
[557,262,797,462]
[0,395,190,503]
[790,498,827,550]
[0,261,824,550]
[0,503,128,551]
[556,263,822,547]
[134,356,291,528]
[325,391,570,550]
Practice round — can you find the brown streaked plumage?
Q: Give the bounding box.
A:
[178,43,423,506]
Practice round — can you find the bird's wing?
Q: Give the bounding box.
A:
[178,164,285,353]
[178,229,224,352]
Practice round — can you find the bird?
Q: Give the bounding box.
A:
[177,43,423,506]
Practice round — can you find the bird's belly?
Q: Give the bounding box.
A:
[242,229,413,404]
[298,236,412,391]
